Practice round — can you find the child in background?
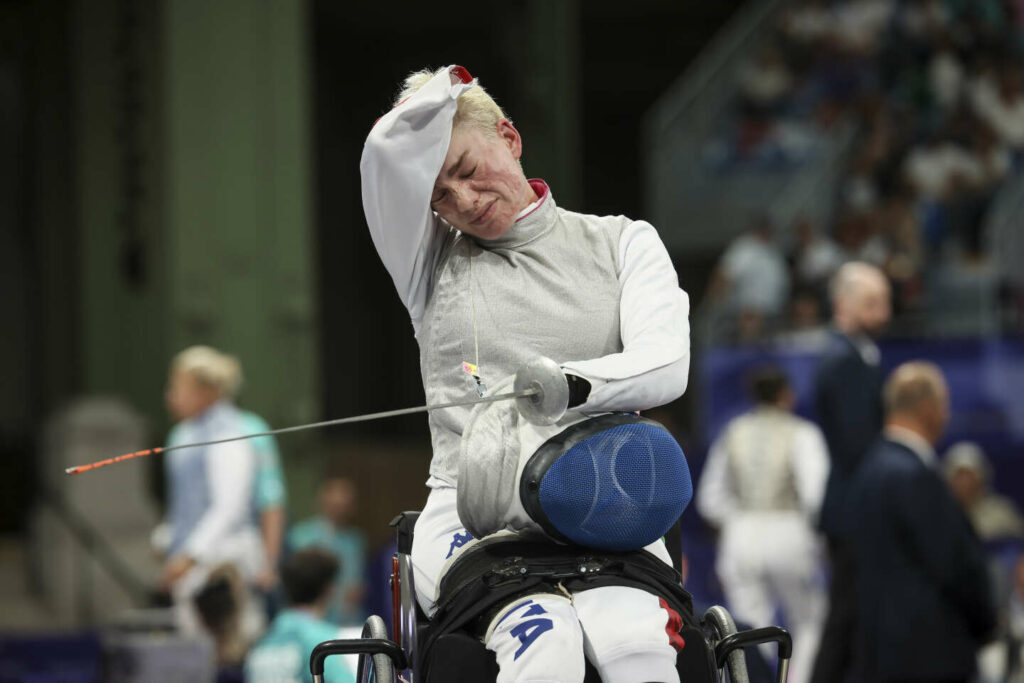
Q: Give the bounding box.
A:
[289,476,367,626]
[244,548,356,683]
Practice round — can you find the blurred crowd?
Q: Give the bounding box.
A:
[693,261,1024,683]
[705,0,1024,344]
[153,346,367,683]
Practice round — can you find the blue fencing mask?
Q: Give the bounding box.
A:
[519,413,692,551]
[458,386,692,552]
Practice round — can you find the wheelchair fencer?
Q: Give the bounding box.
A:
[310,359,794,682]
[311,512,792,683]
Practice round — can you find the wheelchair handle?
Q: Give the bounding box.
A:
[714,626,793,683]
[309,638,408,682]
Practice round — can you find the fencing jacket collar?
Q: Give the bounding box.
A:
[473,179,553,250]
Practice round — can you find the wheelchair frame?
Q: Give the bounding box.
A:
[310,512,793,683]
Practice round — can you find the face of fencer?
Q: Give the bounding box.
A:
[165,369,220,421]
[431,120,536,240]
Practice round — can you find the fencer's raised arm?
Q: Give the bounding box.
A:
[360,67,475,334]
[561,221,691,412]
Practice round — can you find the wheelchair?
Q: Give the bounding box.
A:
[310,511,792,683]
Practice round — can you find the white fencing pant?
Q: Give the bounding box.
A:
[715,513,826,683]
[412,487,682,683]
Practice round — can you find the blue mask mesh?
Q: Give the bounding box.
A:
[537,422,692,551]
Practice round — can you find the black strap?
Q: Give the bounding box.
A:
[419,538,696,679]
[565,373,592,408]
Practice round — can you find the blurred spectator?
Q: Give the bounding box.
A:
[969,123,1012,189]
[841,153,882,213]
[811,262,890,683]
[899,0,952,43]
[902,132,982,202]
[944,441,1024,542]
[738,44,794,117]
[776,287,831,350]
[790,215,847,298]
[929,41,966,112]
[244,549,356,683]
[696,367,829,683]
[970,65,1024,150]
[708,217,791,342]
[849,362,996,682]
[782,0,833,47]
[833,0,893,55]
[877,190,925,310]
[931,45,964,96]
[158,346,266,643]
[289,475,368,626]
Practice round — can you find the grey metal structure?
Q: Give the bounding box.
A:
[643,0,854,255]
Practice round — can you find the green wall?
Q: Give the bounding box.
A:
[75,0,319,443]
[163,0,319,431]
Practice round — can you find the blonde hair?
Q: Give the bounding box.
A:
[395,66,509,136]
[171,345,243,399]
[829,261,887,304]
[883,361,946,416]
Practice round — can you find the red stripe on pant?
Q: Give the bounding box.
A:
[659,598,686,651]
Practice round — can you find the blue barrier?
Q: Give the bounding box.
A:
[0,633,101,683]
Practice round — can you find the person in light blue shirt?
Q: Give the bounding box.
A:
[288,476,367,626]
[245,548,356,683]
[240,410,288,592]
[161,346,265,643]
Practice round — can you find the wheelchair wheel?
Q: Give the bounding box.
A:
[357,615,396,683]
[395,553,418,682]
[704,605,749,683]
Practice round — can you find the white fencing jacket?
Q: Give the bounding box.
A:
[360,66,691,488]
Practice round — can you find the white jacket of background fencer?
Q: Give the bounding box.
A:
[360,66,691,491]
[696,407,830,524]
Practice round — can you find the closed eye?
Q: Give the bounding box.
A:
[459,166,476,180]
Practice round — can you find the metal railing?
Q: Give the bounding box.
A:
[645,0,815,254]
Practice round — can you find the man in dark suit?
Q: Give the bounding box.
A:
[810,262,890,683]
[849,362,995,682]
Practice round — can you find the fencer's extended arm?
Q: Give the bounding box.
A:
[360,68,475,335]
[561,221,690,412]
[183,441,257,562]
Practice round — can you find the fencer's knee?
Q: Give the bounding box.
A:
[574,586,681,683]
[484,594,586,683]
[595,650,679,683]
